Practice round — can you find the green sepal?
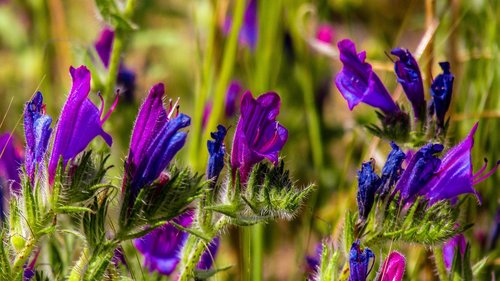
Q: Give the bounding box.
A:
[193,265,232,280]
[171,221,212,242]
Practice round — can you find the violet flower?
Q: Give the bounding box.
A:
[125,83,190,194]
[376,251,405,281]
[231,91,288,183]
[197,237,220,270]
[378,142,406,196]
[225,80,243,118]
[349,240,375,281]
[305,243,322,279]
[391,48,425,120]
[24,92,52,182]
[207,125,227,181]
[48,66,117,184]
[357,160,381,221]
[430,62,454,127]
[95,28,136,103]
[0,133,22,193]
[335,39,400,115]
[133,212,193,275]
[442,234,466,271]
[23,250,40,281]
[223,0,258,50]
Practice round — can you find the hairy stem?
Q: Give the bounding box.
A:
[433,246,449,281]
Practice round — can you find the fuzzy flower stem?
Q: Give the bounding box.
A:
[433,247,449,281]
[12,237,37,277]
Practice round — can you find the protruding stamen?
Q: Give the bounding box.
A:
[472,158,489,180]
[97,92,105,117]
[168,98,180,119]
[472,160,500,185]
[101,91,120,124]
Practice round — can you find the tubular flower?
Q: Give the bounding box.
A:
[24,92,52,182]
[335,39,400,115]
[393,143,443,202]
[231,91,288,183]
[207,125,227,181]
[133,212,193,275]
[378,142,406,196]
[223,0,258,50]
[348,240,375,281]
[442,234,466,271]
[376,251,406,281]
[126,83,190,194]
[48,66,117,184]
[418,122,498,205]
[430,62,454,126]
[95,27,136,102]
[391,48,425,120]
[357,160,381,221]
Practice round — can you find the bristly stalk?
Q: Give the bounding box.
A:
[433,246,450,281]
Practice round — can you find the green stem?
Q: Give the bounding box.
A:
[433,246,449,281]
[11,237,37,277]
[251,224,263,281]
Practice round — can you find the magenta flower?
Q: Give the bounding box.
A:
[231,91,288,182]
[442,234,466,271]
[223,0,258,50]
[315,24,335,44]
[48,66,117,184]
[335,39,400,115]
[391,48,425,120]
[24,92,52,182]
[125,83,190,194]
[376,251,405,281]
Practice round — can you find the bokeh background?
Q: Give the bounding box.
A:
[0,0,498,280]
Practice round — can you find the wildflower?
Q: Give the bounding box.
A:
[133,212,193,275]
[24,92,52,182]
[125,83,190,194]
[418,122,498,205]
[442,234,466,271]
[207,125,227,181]
[0,134,22,192]
[378,142,406,196]
[225,80,243,118]
[23,250,40,281]
[197,237,220,270]
[48,66,117,184]
[315,24,335,44]
[376,251,405,281]
[95,28,136,102]
[391,48,425,120]
[305,243,322,279]
[335,39,400,115]
[231,91,288,182]
[357,160,381,221]
[430,62,454,127]
[349,240,375,281]
[223,0,258,50]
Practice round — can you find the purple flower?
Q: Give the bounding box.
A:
[335,39,400,115]
[230,91,288,183]
[0,134,22,192]
[23,250,40,281]
[95,28,136,102]
[126,83,190,193]
[48,66,117,184]
[24,92,52,182]
[207,125,227,181]
[430,62,454,126]
[391,48,425,120]
[223,0,258,50]
[197,237,220,270]
[348,240,375,281]
[225,80,243,118]
[418,123,498,205]
[305,243,322,279]
[376,251,405,281]
[134,212,193,275]
[378,142,406,196]
[357,160,381,221]
[442,234,466,271]
[315,24,335,44]
[393,143,443,202]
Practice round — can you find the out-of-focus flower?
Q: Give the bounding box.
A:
[0,134,22,192]
[305,243,322,279]
[197,237,220,270]
[23,250,40,281]
[430,62,454,127]
[335,39,400,115]
[315,24,335,44]
[378,142,406,196]
[231,91,288,182]
[207,125,227,181]
[48,66,117,184]
[391,48,425,120]
[348,240,375,281]
[376,251,405,281]
[134,212,193,275]
[24,92,52,182]
[95,28,136,103]
[442,234,466,271]
[357,160,381,221]
[223,0,258,50]
[125,83,190,194]
[225,80,244,118]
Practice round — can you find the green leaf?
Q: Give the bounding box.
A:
[343,211,354,257]
[193,265,232,280]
